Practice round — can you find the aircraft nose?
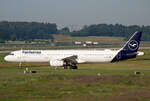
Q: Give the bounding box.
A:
[4,56,9,61]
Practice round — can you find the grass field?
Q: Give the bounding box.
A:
[0,49,150,101]
[53,34,124,43]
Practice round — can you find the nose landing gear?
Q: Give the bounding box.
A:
[19,62,22,68]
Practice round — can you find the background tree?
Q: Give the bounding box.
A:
[0,21,150,41]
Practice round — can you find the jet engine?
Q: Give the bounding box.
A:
[50,60,64,66]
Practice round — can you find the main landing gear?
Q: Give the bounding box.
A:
[69,64,78,69]
[63,63,78,69]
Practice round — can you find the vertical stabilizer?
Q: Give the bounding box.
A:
[112,31,142,62]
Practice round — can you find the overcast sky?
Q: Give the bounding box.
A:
[0,0,150,26]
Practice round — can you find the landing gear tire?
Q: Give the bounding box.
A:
[72,66,78,69]
[69,65,78,69]
[64,65,68,69]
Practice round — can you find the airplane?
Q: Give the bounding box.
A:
[4,31,144,69]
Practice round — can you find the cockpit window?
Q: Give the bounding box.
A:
[9,53,14,55]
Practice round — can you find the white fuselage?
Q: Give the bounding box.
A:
[4,49,119,63]
[4,31,144,67]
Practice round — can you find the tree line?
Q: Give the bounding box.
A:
[70,24,150,41]
[0,21,57,42]
[0,21,150,42]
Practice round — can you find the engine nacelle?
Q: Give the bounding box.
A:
[49,60,64,67]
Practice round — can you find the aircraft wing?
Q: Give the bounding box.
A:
[61,55,78,64]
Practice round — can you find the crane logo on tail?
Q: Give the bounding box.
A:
[128,40,138,50]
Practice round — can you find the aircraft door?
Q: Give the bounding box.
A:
[17,50,24,62]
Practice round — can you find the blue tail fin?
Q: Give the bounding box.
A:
[112,31,142,62]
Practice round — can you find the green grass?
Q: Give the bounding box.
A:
[53,34,124,43]
[0,49,150,101]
